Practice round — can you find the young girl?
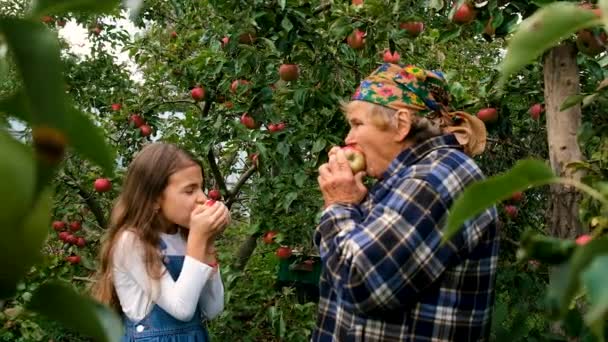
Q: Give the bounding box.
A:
[93,142,230,341]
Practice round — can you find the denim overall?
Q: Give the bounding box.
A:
[122,239,210,342]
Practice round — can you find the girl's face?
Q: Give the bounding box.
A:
[157,165,206,228]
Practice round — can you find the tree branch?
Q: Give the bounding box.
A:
[146,100,203,116]
[207,148,228,194]
[72,276,95,283]
[313,2,331,15]
[226,165,257,209]
[486,137,526,151]
[62,172,107,229]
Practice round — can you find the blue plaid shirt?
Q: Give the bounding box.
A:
[312,134,499,342]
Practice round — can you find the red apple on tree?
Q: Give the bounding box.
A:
[69,221,81,232]
[504,205,518,219]
[57,19,66,27]
[170,31,177,38]
[140,124,152,137]
[224,101,234,109]
[240,113,257,129]
[66,255,81,265]
[111,103,122,111]
[383,50,401,63]
[352,0,363,6]
[208,189,221,200]
[399,21,424,37]
[452,2,476,24]
[279,64,299,81]
[76,237,86,248]
[221,36,230,47]
[94,178,112,192]
[52,221,66,231]
[268,123,286,132]
[476,108,498,123]
[58,231,70,242]
[41,16,54,24]
[576,234,592,245]
[262,231,279,244]
[130,114,145,128]
[67,235,78,245]
[249,153,259,167]
[342,145,366,173]
[347,29,365,50]
[529,103,544,120]
[191,86,206,101]
[275,246,292,259]
[511,191,524,202]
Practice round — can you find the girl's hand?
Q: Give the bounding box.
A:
[189,200,231,242]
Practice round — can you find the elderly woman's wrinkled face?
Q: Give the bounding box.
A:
[343,101,412,179]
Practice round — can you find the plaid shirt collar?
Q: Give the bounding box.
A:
[383,134,462,179]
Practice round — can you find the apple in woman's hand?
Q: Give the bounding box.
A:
[341,146,366,173]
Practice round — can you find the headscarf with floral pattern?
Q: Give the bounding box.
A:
[351,63,486,156]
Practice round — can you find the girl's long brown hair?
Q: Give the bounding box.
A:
[91,142,203,313]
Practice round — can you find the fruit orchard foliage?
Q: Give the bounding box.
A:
[1,0,608,341]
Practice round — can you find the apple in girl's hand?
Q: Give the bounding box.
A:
[341,145,366,173]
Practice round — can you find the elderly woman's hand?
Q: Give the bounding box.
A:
[318,149,367,208]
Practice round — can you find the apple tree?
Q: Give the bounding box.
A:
[2,0,608,341]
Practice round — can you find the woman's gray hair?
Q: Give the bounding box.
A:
[341,100,442,143]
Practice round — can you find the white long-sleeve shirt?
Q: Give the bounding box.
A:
[112,230,224,322]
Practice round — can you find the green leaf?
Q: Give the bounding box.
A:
[517,230,576,264]
[294,171,307,188]
[30,0,120,16]
[0,130,37,233]
[438,27,462,43]
[0,188,51,298]
[281,17,293,32]
[581,255,608,338]
[65,105,116,176]
[0,19,68,128]
[0,20,116,175]
[278,0,286,11]
[499,2,599,84]
[328,17,352,40]
[312,138,326,154]
[560,94,587,111]
[444,159,555,241]
[283,192,298,212]
[247,222,262,235]
[0,92,116,176]
[28,281,123,342]
[277,141,290,157]
[546,237,608,320]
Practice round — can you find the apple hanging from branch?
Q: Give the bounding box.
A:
[279,64,299,81]
[191,86,206,102]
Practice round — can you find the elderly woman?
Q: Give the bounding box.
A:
[314,63,499,342]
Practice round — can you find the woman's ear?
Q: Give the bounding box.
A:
[394,109,413,142]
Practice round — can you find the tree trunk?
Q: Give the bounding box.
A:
[544,43,587,342]
[234,235,258,270]
[543,42,586,240]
